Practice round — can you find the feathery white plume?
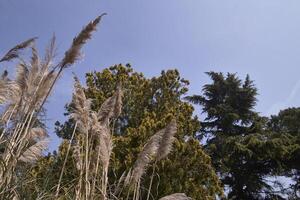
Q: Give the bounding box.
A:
[0,37,37,62]
[98,85,123,124]
[156,119,177,161]
[19,138,49,163]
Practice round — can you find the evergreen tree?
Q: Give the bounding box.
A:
[187,72,295,199]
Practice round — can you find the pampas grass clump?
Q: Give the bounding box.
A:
[0,15,105,199]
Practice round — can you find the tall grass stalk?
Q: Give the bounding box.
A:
[55,122,78,197]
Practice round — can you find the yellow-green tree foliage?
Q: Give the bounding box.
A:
[36,64,223,199]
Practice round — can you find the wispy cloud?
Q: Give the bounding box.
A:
[266,79,300,116]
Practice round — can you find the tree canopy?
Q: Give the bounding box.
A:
[268,108,300,198]
[40,64,223,200]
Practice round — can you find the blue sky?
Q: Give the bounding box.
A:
[1,0,300,151]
